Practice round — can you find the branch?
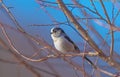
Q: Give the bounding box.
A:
[57,0,120,70]
[9,49,42,77]
[0,32,41,77]
[0,1,24,32]
[99,0,114,58]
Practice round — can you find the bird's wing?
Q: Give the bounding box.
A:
[64,36,96,68]
[64,35,79,51]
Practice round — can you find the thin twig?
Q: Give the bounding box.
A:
[1,1,24,32]
[98,68,116,77]
[30,17,101,27]
[63,58,90,77]
[90,0,103,19]
[72,0,107,23]
[9,50,42,77]
[99,0,114,58]
[112,10,120,23]
[0,58,18,64]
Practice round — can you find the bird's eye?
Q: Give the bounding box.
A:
[53,30,57,33]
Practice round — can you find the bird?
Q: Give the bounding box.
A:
[50,27,96,68]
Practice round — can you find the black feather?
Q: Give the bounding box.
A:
[64,35,79,51]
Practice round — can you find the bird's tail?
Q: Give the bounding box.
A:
[84,56,97,69]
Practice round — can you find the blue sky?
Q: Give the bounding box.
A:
[2,0,120,55]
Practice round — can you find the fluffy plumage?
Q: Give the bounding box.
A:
[51,27,79,53]
[50,27,96,68]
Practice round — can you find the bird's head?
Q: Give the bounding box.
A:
[50,27,65,38]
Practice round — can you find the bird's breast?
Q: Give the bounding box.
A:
[54,37,74,53]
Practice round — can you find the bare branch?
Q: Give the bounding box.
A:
[57,0,120,70]
[99,0,114,58]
